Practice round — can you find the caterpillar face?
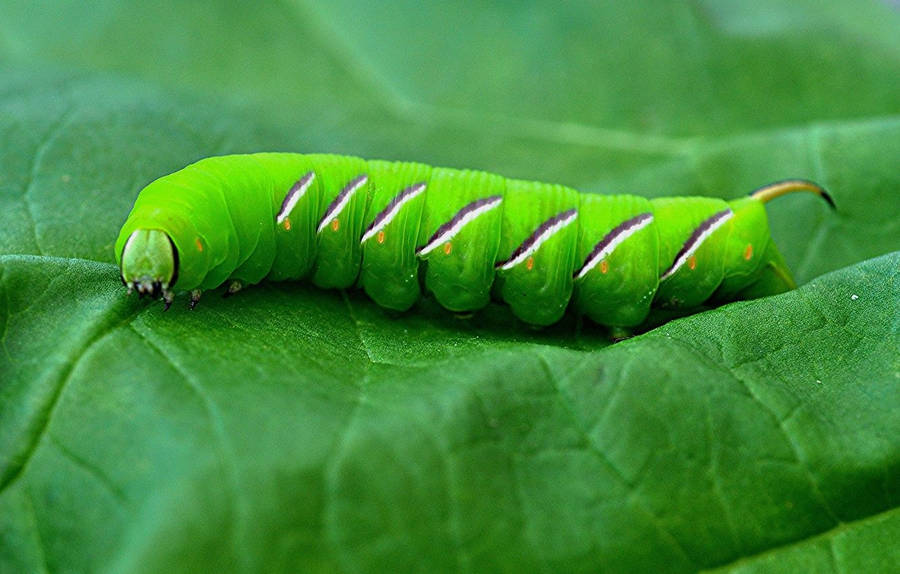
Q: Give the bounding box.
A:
[115,153,833,332]
[120,229,178,307]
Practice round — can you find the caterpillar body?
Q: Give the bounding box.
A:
[115,153,833,331]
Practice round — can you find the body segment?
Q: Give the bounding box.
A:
[573,194,657,327]
[308,154,371,289]
[116,153,833,329]
[358,160,431,311]
[652,197,733,309]
[494,180,580,326]
[417,168,505,312]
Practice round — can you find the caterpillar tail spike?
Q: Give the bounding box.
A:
[750,179,835,210]
[115,153,834,334]
[739,179,834,297]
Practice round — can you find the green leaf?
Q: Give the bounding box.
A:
[1,1,899,572]
[1,252,897,572]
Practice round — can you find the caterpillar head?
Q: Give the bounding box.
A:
[120,229,178,307]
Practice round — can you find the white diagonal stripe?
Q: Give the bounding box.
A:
[360,183,427,244]
[317,175,368,234]
[276,173,316,224]
[660,211,733,281]
[498,210,578,271]
[574,215,654,280]
[416,196,503,257]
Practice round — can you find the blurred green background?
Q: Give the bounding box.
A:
[1,0,898,280]
[1,2,898,573]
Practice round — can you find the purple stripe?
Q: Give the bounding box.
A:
[573,212,653,278]
[495,208,578,268]
[659,208,731,278]
[360,182,426,240]
[277,171,314,219]
[417,195,502,253]
[318,173,367,228]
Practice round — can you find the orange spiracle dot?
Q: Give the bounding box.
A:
[195,237,204,252]
[283,217,292,231]
[376,230,386,244]
[600,260,609,274]
[331,218,340,232]
[443,242,452,255]
[743,243,753,260]
[688,255,697,270]
[526,256,535,271]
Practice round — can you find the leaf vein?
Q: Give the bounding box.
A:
[536,352,699,569]
[47,433,127,505]
[20,106,75,257]
[128,324,251,574]
[0,300,139,496]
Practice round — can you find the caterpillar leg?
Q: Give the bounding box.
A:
[189,289,203,310]
[124,276,173,311]
[222,280,243,298]
[609,326,633,342]
[162,289,174,311]
[130,280,162,299]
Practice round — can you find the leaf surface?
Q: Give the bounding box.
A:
[1,1,898,572]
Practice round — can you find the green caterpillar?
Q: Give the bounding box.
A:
[116,153,832,333]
